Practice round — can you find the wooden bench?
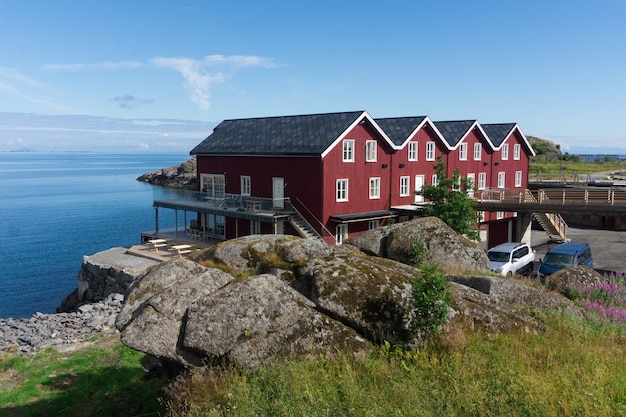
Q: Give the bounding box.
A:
[147,239,168,252]
[170,244,193,257]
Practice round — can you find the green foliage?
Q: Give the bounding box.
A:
[410,235,425,266]
[412,263,451,340]
[417,156,480,241]
[0,340,165,417]
[168,314,626,417]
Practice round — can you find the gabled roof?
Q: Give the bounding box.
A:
[191,111,368,156]
[433,120,479,148]
[481,123,517,147]
[482,123,536,156]
[374,116,429,147]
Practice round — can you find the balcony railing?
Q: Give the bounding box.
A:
[153,188,290,213]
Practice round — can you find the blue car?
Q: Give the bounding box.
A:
[538,242,593,276]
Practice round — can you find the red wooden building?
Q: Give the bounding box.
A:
[153,111,534,246]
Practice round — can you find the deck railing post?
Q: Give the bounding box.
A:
[585,189,589,205]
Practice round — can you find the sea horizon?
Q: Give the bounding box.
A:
[0,152,190,319]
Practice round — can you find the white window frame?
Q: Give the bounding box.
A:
[501,143,509,160]
[426,142,435,161]
[200,174,225,198]
[515,171,523,187]
[369,177,381,199]
[365,140,377,162]
[399,176,410,197]
[498,172,506,189]
[343,140,354,162]
[514,144,521,160]
[431,174,438,186]
[473,143,482,161]
[496,211,504,220]
[368,220,380,230]
[336,224,348,245]
[336,179,348,202]
[240,175,251,196]
[477,172,486,190]
[250,220,261,234]
[466,173,475,197]
[459,142,468,161]
[408,142,418,161]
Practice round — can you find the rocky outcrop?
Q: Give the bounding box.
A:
[345,217,490,273]
[136,157,197,189]
[1,293,124,354]
[58,247,158,312]
[117,233,585,373]
[544,265,604,295]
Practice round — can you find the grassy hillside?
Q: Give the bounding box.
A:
[528,136,625,181]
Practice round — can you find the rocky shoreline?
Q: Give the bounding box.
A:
[0,293,123,354]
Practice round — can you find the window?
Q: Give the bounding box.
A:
[473,143,482,160]
[477,172,486,190]
[368,220,380,230]
[501,143,509,160]
[408,142,418,161]
[343,140,354,162]
[336,224,348,245]
[336,179,348,202]
[366,140,377,162]
[240,175,251,196]
[477,211,485,222]
[369,177,380,199]
[200,174,225,198]
[498,172,506,189]
[514,144,521,160]
[250,220,261,234]
[400,176,410,197]
[466,173,475,197]
[496,211,504,220]
[515,171,523,187]
[431,174,438,186]
[459,143,468,160]
[426,142,435,161]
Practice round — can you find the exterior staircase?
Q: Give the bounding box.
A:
[521,190,568,242]
[288,211,325,242]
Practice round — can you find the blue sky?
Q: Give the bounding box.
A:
[1,0,625,153]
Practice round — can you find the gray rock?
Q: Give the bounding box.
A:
[115,258,234,366]
[346,217,490,273]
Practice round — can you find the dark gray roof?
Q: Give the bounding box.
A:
[481,123,517,147]
[191,111,365,156]
[374,116,427,146]
[433,120,476,147]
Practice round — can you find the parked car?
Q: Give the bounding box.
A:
[538,242,593,276]
[487,242,536,277]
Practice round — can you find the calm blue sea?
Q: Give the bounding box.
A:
[0,152,190,319]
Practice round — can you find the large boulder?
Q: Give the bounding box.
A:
[115,259,234,366]
[184,274,371,370]
[544,265,605,296]
[345,217,490,273]
[448,275,585,334]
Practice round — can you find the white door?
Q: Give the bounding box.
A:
[467,173,475,198]
[273,177,284,209]
[414,175,425,203]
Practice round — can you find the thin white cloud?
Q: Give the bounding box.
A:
[40,61,143,71]
[0,67,44,87]
[151,54,275,111]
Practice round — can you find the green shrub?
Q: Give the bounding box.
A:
[412,263,451,340]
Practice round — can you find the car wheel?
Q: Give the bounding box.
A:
[506,271,513,278]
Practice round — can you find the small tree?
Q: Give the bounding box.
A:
[417,156,480,241]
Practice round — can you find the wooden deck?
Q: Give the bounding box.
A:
[128,228,221,262]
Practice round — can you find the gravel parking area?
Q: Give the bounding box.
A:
[531,225,626,273]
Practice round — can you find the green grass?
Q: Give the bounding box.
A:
[168,314,626,417]
[0,335,165,417]
[529,159,626,182]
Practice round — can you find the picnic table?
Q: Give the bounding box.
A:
[147,239,168,252]
[170,244,193,257]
